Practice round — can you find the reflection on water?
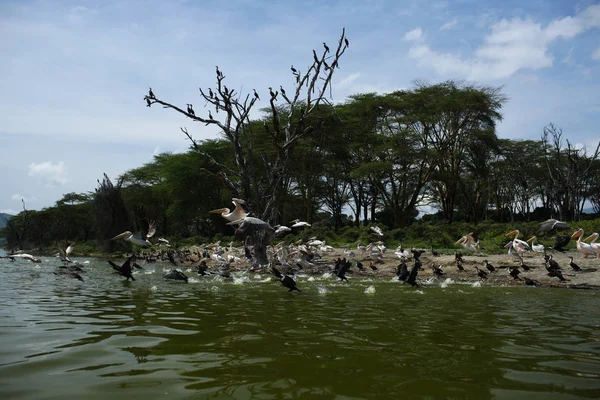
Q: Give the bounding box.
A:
[0,257,599,399]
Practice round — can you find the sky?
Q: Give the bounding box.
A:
[1,0,599,215]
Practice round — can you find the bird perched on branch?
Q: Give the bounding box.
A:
[323,42,330,53]
[187,104,195,116]
[148,87,155,99]
[253,89,260,101]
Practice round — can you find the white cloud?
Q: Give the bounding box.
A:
[408,4,600,80]
[28,161,69,186]
[403,27,422,42]
[338,72,361,88]
[593,47,600,60]
[440,18,458,31]
[1,209,18,215]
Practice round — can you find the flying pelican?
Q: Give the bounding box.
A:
[111,221,155,248]
[526,236,545,253]
[290,219,311,229]
[455,232,479,252]
[369,226,384,237]
[539,219,570,233]
[10,253,41,263]
[583,232,600,259]
[506,230,530,259]
[571,229,597,258]
[209,198,249,224]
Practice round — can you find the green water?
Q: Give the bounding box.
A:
[1,256,599,399]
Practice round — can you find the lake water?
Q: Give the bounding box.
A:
[1,256,599,399]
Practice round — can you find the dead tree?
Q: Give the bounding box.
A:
[144,29,350,225]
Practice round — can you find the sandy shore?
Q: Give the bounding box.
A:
[284,248,600,289]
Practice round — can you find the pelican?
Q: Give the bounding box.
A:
[571,229,597,258]
[583,232,600,259]
[209,198,248,224]
[455,232,479,252]
[506,230,530,259]
[290,219,311,228]
[111,221,155,248]
[10,253,41,263]
[369,226,384,237]
[539,219,570,233]
[526,236,545,253]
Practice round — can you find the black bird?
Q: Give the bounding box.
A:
[164,269,188,282]
[216,66,221,77]
[167,251,178,266]
[405,264,419,287]
[253,89,260,101]
[187,103,195,116]
[475,266,488,280]
[223,85,229,95]
[508,266,521,280]
[519,259,531,271]
[108,256,136,281]
[455,253,464,262]
[456,260,465,272]
[194,260,209,276]
[414,259,423,271]
[544,254,561,271]
[546,265,566,281]
[54,270,84,282]
[148,87,155,99]
[209,88,214,98]
[553,234,570,252]
[291,65,297,74]
[484,260,495,273]
[568,256,581,271]
[280,86,286,96]
[334,258,351,281]
[524,277,540,287]
[369,262,378,271]
[269,87,276,99]
[397,262,409,280]
[430,241,440,257]
[323,42,330,53]
[145,97,152,107]
[323,60,330,70]
[344,37,349,48]
[431,264,444,277]
[271,266,300,292]
[356,260,365,271]
[208,110,213,120]
[412,248,425,260]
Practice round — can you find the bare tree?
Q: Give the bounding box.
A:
[542,123,600,221]
[144,29,350,225]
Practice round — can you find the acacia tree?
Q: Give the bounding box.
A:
[145,29,350,225]
[93,174,129,252]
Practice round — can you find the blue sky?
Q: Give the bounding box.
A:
[1,0,599,215]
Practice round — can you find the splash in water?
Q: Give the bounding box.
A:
[364,285,376,294]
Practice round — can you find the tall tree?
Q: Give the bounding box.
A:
[93,174,129,252]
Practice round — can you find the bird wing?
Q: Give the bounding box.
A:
[108,260,121,272]
[146,220,156,239]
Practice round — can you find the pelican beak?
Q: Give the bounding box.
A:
[526,237,535,243]
[583,234,595,242]
[209,208,228,214]
[455,237,465,245]
[506,230,518,237]
[111,231,130,241]
[571,230,582,239]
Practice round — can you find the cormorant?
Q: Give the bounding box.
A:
[356,260,365,271]
[568,256,581,271]
[291,65,297,74]
[519,259,531,271]
[484,260,495,273]
[524,277,540,287]
[271,266,300,292]
[544,254,561,271]
[164,269,188,282]
[148,87,155,99]
[216,65,221,77]
[456,260,465,272]
[508,267,521,280]
[323,42,330,53]
[194,260,209,276]
[475,266,488,280]
[187,104,195,116]
[553,234,570,252]
[455,253,464,262]
[209,88,214,98]
[345,37,349,48]
[431,264,444,277]
[280,86,286,96]
[397,262,409,280]
[146,97,151,107]
[108,256,136,281]
[208,110,213,120]
[54,270,84,282]
[405,264,419,287]
[253,89,260,101]
[269,87,276,98]
[546,265,566,281]
[412,248,425,260]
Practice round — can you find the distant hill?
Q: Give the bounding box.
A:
[0,213,13,229]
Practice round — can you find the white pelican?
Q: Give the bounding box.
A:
[274,225,292,236]
[111,221,155,248]
[455,233,480,252]
[584,232,600,259]
[539,219,570,232]
[506,230,530,259]
[571,229,597,258]
[526,236,545,253]
[290,219,311,228]
[10,253,41,263]
[209,198,248,223]
[369,226,384,237]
